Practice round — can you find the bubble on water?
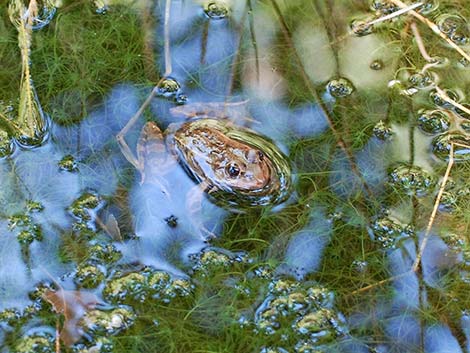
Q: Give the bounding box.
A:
[438,191,458,213]
[288,292,310,312]
[388,164,436,197]
[417,0,439,15]
[9,214,30,230]
[432,133,470,161]
[28,5,57,30]
[442,233,465,252]
[373,120,393,140]
[81,306,135,336]
[175,94,188,105]
[17,227,43,245]
[370,0,399,14]
[306,286,334,308]
[89,242,122,265]
[269,278,299,295]
[416,109,450,135]
[438,14,466,35]
[162,278,194,301]
[15,329,56,353]
[370,59,384,70]
[0,308,21,327]
[369,215,414,249]
[451,33,470,46]
[58,154,78,172]
[408,71,435,88]
[74,262,106,289]
[147,270,171,293]
[72,222,97,240]
[429,88,461,108]
[350,18,374,36]
[103,271,148,304]
[253,265,274,279]
[155,77,181,98]
[22,303,42,319]
[293,308,337,338]
[9,211,43,246]
[203,1,229,20]
[326,78,355,98]
[191,249,232,275]
[458,57,470,68]
[254,278,345,342]
[460,121,470,132]
[28,282,57,302]
[26,200,44,213]
[389,79,419,96]
[71,337,113,353]
[453,103,470,120]
[69,190,104,229]
[437,14,470,46]
[164,215,178,228]
[352,259,369,273]
[95,5,109,15]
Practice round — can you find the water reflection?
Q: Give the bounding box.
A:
[2,0,470,351]
[124,164,224,274]
[280,206,332,280]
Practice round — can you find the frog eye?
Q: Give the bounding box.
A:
[226,163,241,177]
[258,151,264,161]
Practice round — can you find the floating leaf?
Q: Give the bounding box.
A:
[43,289,99,346]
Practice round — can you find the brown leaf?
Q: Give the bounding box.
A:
[43,289,99,346]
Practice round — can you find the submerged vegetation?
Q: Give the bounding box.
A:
[1,0,470,352]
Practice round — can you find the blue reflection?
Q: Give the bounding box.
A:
[280,206,332,279]
[385,314,421,351]
[330,137,388,198]
[424,324,462,353]
[0,221,30,310]
[421,233,462,288]
[0,84,135,310]
[123,162,226,274]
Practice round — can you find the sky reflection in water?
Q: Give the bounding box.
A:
[1,0,469,351]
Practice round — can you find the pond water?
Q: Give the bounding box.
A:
[1,0,470,352]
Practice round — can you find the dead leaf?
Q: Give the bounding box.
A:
[43,289,99,346]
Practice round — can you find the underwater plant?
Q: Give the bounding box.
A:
[5,0,51,148]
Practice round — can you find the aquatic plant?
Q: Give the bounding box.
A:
[1,0,470,352]
[7,0,49,147]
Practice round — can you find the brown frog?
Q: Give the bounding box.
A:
[117,99,292,211]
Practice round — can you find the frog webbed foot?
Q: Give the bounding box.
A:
[170,101,255,126]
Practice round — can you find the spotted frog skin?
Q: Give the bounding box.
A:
[118,102,292,209]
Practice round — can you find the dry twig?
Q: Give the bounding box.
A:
[390,0,470,62]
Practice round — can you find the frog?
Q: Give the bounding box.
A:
[116,95,292,236]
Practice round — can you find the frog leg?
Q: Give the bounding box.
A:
[169,100,255,126]
[137,121,175,192]
[116,90,156,173]
[186,181,217,240]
